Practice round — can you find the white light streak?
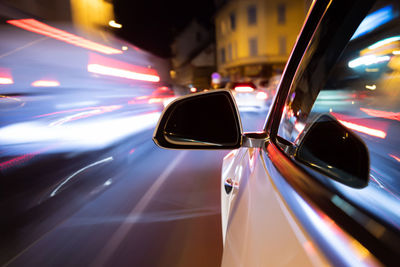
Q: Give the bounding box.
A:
[50,156,113,197]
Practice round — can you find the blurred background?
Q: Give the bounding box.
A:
[0,0,312,266]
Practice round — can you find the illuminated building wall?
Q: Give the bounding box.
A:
[1,0,114,30]
[215,0,312,80]
[70,0,115,29]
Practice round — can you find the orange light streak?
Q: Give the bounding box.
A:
[389,154,400,162]
[7,19,122,55]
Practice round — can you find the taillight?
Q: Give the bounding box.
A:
[234,86,254,92]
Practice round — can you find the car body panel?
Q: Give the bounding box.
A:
[221,146,330,267]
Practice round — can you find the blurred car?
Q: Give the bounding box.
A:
[225,81,269,112]
[154,0,400,266]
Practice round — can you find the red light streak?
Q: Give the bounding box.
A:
[331,112,388,139]
[0,67,13,84]
[360,107,400,122]
[87,53,160,82]
[7,19,122,55]
[337,120,386,139]
[0,147,50,171]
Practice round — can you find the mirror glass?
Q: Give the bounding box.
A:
[295,114,369,188]
[154,91,242,149]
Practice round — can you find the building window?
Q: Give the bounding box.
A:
[249,37,258,56]
[230,12,236,30]
[221,20,227,35]
[247,5,257,25]
[277,3,286,24]
[279,36,287,55]
[220,47,226,64]
[228,43,233,61]
[233,41,237,59]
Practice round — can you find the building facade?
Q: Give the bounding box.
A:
[171,19,216,91]
[215,0,312,82]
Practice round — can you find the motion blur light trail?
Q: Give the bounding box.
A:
[7,19,122,55]
[87,52,160,82]
[0,111,161,153]
[31,80,60,87]
[0,67,13,84]
[331,112,388,139]
[87,63,160,82]
[48,105,122,126]
[50,156,114,197]
[360,107,400,122]
[338,119,387,139]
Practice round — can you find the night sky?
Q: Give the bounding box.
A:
[114,0,215,58]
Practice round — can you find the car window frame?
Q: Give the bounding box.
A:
[261,0,400,264]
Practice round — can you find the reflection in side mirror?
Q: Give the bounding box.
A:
[153,90,242,149]
[295,114,369,188]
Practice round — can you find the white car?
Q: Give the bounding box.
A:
[154,0,400,265]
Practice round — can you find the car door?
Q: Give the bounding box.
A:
[221,0,400,266]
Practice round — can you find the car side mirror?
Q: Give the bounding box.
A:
[153,90,242,149]
[295,114,369,188]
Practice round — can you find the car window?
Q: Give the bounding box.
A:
[277,0,400,229]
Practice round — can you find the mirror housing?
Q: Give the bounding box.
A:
[153,90,242,149]
[295,114,369,188]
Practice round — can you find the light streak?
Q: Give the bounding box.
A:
[88,64,160,82]
[360,107,400,122]
[348,55,390,68]
[48,105,122,126]
[50,157,113,197]
[0,77,13,84]
[389,154,400,162]
[7,19,122,55]
[31,80,60,87]
[351,5,395,40]
[338,119,386,139]
[0,67,13,84]
[234,86,254,92]
[368,36,400,50]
